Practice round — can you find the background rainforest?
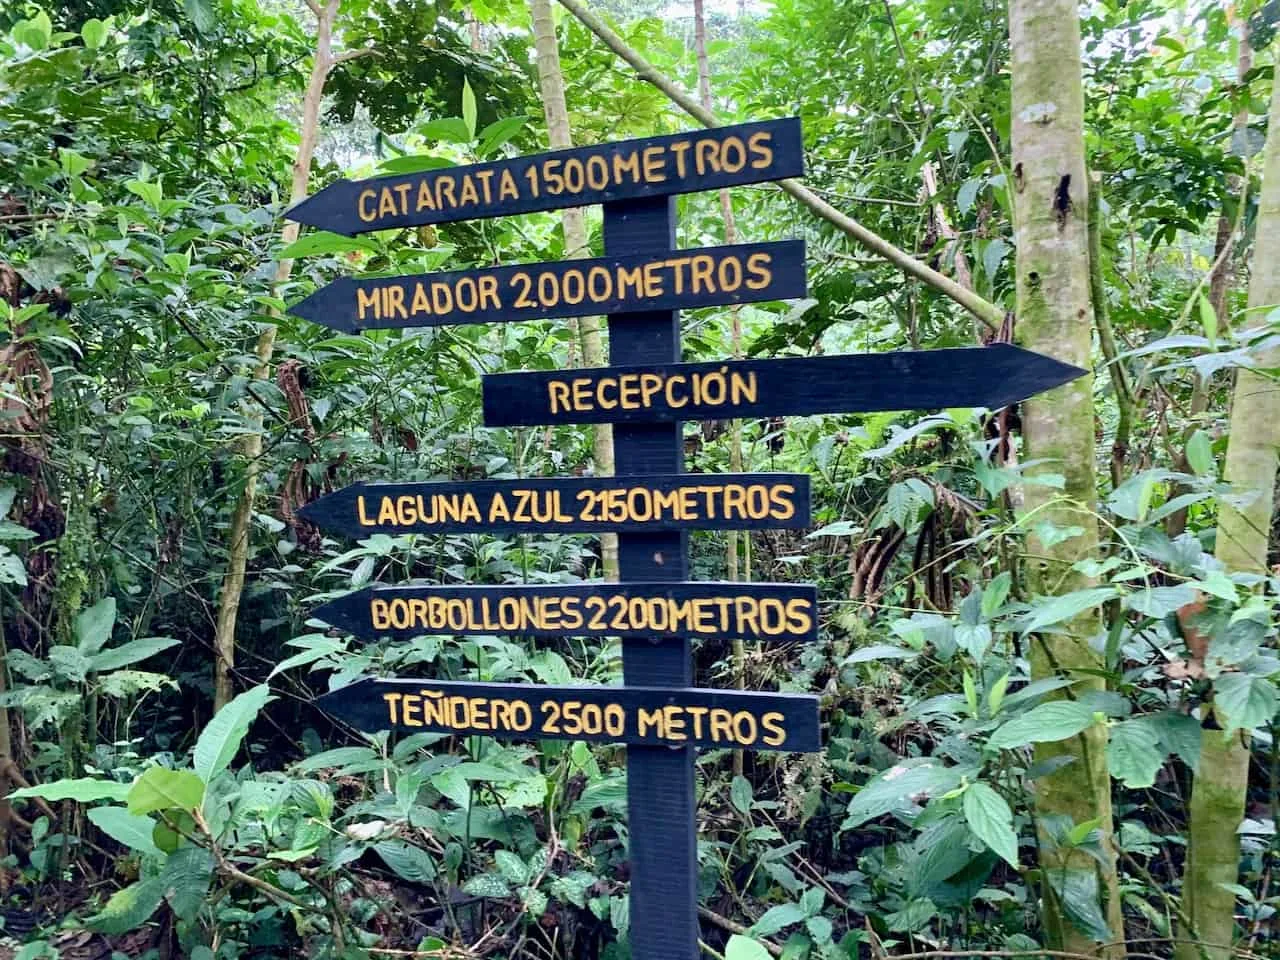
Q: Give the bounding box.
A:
[1,1,1279,959]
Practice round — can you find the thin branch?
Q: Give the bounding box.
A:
[553,0,1003,332]
[697,906,783,957]
[333,46,378,64]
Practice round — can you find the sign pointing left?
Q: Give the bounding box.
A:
[287,240,805,332]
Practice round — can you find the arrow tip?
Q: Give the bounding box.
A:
[988,344,1087,406]
[287,277,357,332]
[285,179,359,236]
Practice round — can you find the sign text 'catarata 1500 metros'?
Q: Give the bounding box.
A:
[284,113,1082,960]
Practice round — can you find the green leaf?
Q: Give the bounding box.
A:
[730,775,754,814]
[377,154,456,175]
[843,759,965,829]
[962,782,1019,867]
[956,623,993,661]
[461,77,477,140]
[982,571,1012,618]
[1214,675,1278,736]
[183,0,216,34]
[89,636,179,673]
[495,849,529,884]
[127,768,205,815]
[1049,869,1110,942]
[1198,293,1218,349]
[193,684,274,782]
[988,673,1011,715]
[1017,588,1115,635]
[81,18,106,49]
[75,597,117,655]
[0,548,26,586]
[161,847,213,920]
[748,902,807,937]
[9,777,130,803]
[462,873,509,897]
[988,701,1098,750]
[374,840,436,883]
[477,116,529,156]
[88,807,162,858]
[14,12,52,50]
[1106,719,1163,788]
[726,935,772,960]
[886,898,936,932]
[1147,711,1202,772]
[1186,430,1214,477]
[88,876,165,934]
[279,232,379,259]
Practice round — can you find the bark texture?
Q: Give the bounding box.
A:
[1009,1,1123,951]
[529,0,618,580]
[213,0,355,708]
[1177,58,1280,960]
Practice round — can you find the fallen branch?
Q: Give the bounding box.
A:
[697,905,783,958]
[553,0,1004,332]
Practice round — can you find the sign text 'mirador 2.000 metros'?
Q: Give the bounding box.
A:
[299,473,811,538]
[285,118,804,235]
[319,678,821,752]
[314,582,819,644]
[287,240,805,333]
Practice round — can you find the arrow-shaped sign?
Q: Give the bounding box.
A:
[299,474,811,539]
[312,581,819,644]
[287,240,805,333]
[482,344,1085,426]
[317,677,820,752]
[284,118,804,235]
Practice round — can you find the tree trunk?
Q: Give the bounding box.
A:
[1009,1,1123,952]
[529,0,618,581]
[212,0,347,709]
[1176,54,1280,960]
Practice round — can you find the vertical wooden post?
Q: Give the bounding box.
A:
[603,195,698,960]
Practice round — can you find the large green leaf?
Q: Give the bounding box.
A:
[374,840,436,883]
[89,636,179,673]
[1106,719,1163,788]
[988,701,1098,750]
[161,847,214,920]
[726,934,774,960]
[1016,588,1116,635]
[87,807,162,858]
[127,768,205,815]
[193,684,274,783]
[75,597,117,654]
[9,777,130,803]
[747,901,807,937]
[1214,675,1278,736]
[88,876,165,934]
[843,759,966,829]
[962,783,1018,867]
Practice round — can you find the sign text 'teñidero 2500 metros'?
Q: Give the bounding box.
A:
[319,678,820,752]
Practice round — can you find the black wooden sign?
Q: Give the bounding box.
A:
[285,118,803,235]
[287,240,805,332]
[482,344,1086,425]
[318,677,820,752]
[299,473,810,538]
[312,581,819,643]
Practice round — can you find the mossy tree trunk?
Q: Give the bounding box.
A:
[1009,1,1124,952]
[1176,60,1280,960]
[529,0,618,581]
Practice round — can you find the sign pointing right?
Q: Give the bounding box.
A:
[481,344,1084,426]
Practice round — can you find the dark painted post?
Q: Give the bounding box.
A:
[603,195,698,960]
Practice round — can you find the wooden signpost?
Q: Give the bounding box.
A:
[312,581,819,643]
[298,473,810,537]
[285,116,1083,960]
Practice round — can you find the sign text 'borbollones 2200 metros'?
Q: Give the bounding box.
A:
[299,473,811,538]
[288,240,805,333]
[318,678,820,752]
[285,118,804,235]
[314,582,819,644]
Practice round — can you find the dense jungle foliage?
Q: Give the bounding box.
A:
[2,0,1280,959]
